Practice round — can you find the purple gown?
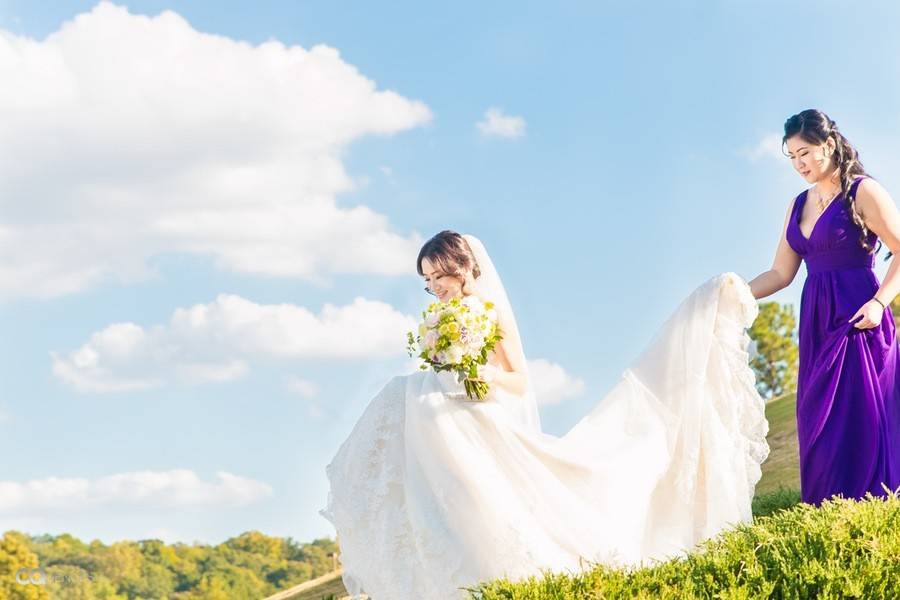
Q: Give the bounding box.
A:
[786,174,900,505]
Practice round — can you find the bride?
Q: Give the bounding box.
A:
[320,230,770,599]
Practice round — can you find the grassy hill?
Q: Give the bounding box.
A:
[474,491,900,598]
[756,392,800,494]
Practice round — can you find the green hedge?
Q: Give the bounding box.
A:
[469,489,900,599]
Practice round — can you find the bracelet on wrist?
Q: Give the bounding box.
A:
[873,297,886,310]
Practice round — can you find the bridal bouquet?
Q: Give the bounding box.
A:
[406,295,503,401]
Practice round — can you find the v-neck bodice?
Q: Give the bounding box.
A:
[786,175,878,275]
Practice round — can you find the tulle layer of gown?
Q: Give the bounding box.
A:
[320,272,770,599]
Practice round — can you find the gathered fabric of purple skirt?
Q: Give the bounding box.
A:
[786,174,900,505]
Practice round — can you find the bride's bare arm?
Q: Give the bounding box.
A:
[485,306,529,397]
[748,197,803,299]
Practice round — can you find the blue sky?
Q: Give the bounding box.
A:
[0,0,898,546]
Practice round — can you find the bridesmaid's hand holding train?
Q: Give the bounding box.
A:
[848,299,884,329]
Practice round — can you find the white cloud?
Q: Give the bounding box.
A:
[0,469,272,513]
[0,1,432,301]
[284,375,319,399]
[477,107,526,139]
[528,358,585,405]
[378,165,396,185]
[742,132,785,161]
[51,294,417,393]
[177,359,250,384]
[284,375,324,417]
[0,515,50,536]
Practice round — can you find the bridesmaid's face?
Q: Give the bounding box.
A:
[785,135,836,183]
[421,257,466,302]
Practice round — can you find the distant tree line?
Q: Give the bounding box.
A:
[1,529,339,599]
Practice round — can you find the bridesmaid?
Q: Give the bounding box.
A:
[748,109,900,505]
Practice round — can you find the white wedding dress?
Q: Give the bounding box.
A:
[320,235,769,600]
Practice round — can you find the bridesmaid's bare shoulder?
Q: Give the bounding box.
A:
[854,176,891,220]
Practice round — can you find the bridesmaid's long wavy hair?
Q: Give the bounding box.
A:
[781,109,886,257]
[416,230,481,296]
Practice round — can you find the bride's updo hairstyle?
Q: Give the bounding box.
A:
[416,230,481,296]
[781,109,881,256]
